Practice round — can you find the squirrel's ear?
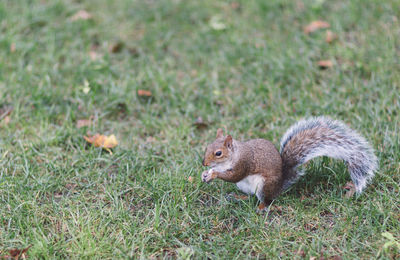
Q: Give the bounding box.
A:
[216,128,224,138]
[224,135,233,149]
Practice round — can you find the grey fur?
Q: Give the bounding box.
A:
[280,116,378,193]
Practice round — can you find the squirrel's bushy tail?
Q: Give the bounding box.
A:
[280,116,378,193]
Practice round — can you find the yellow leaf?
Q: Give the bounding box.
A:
[304,20,330,34]
[103,134,118,148]
[84,134,118,154]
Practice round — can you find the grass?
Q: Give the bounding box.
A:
[0,0,399,258]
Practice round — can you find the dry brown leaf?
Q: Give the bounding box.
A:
[344,182,356,198]
[84,134,118,154]
[193,117,208,130]
[70,10,92,21]
[234,194,249,200]
[109,41,124,53]
[325,30,337,43]
[7,245,32,260]
[317,60,333,69]
[304,20,330,34]
[137,89,152,97]
[10,43,16,53]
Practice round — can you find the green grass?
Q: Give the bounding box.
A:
[1,0,399,258]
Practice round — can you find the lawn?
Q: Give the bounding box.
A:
[0,0,399,258]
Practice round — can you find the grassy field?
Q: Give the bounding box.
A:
[1,0,399,258]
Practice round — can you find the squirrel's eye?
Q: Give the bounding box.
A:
[215,151,222,156]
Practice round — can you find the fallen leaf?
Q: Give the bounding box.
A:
[70,10,92,21]
[325,30,337,43]
[209,16,227,30]
[76,119,91,128]
[188,176,193,182]
[109,41,124,53]
[317,60,333,69]
[344,182,356,198]
[84,134,118,154]
[304,20,330,34]
[234,194,249,200]
[137,89,152,97]
[230,2,240,10]
[193,117,208,130]
[7,245,32,259]
[10,43,16,53]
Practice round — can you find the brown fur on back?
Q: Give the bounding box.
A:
[244,139,283,200]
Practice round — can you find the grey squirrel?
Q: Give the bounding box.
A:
[201,116,378,210]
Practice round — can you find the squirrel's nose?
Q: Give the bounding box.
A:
[202,159,208,166]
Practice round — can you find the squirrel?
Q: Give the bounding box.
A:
[201,116,378,210]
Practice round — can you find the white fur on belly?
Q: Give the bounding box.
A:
[236,174,265,201]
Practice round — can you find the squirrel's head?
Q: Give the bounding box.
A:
[202,128,234,167]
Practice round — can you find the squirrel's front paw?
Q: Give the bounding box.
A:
[202,169,215,183]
